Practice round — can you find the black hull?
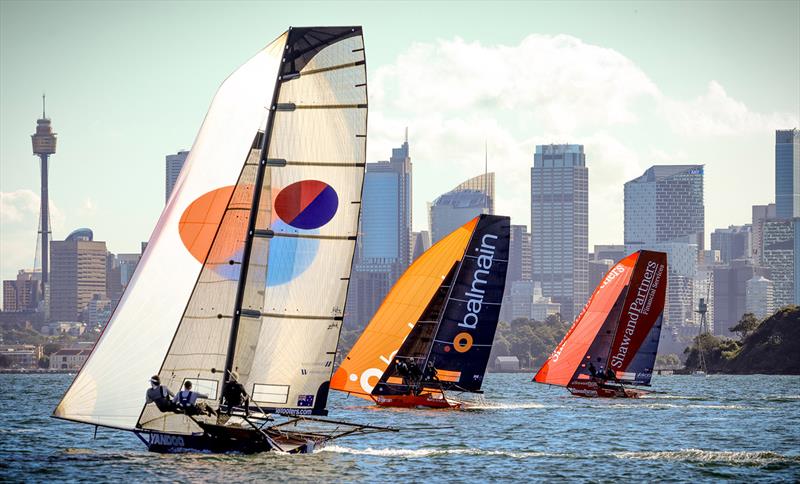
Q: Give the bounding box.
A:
[139,427,319,454]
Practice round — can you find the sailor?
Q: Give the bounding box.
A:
[604,368,616,381]
[425,360,439,382]
[395,358,410,385]
[221,371,248,415]
[145,375,176,412]
[174,380,215,416]
[587,362,598,379]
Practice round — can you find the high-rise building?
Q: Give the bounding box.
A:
[625,165,704,326]
[531,144,588,322]
[346,134,412,329]
[500,225,532,321]
[531,281,561,322]
[761,219,794,308]
[711,225,752,264]
[165,150,189,203]
[117,253,141,289]
[751,203,777,263]
[411,231,431,262]
[746,276,775,319]
[31,96,57,292]
[2,270,41,312]
[49,229,107,322]
[593,244,626,263]
[775,129,799,219]
[588,259,614,290]
[428,173,495,243]
[713,259,770,336]
[452,173,495,214]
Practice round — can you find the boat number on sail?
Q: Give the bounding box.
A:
[610,260,665,368]
[459,233,498,332]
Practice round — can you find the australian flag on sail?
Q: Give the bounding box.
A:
[297,395,315,407]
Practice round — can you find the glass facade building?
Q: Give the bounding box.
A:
[530,144,588,323]
[775,129,800,219]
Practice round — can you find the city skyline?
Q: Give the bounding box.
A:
[1,1,799,297]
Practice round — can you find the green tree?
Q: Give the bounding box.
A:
[730,313,760,340]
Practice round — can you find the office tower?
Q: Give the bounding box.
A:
[713,260,770,336]
[117,253,141,288]
[2,270,41,312]
[347,134,412,328]
[625,165,704,326]
[165,150,189,203]
[775,129,800,219]
[531,144,588,322]
[411,231,431,262]
[588,259,614,290]
[507,281,534,321]
[49,229,107,322]
[105,253,123,304]
[710,225,752,263]
[452,173,495,214]
[500,225,532,321]
[428,173,495,243]
[746,276,775,319]
[761,219,794,307]
[31,95,57,291]
[593,244,626,263]
[751,203,777,263]
[531,281,561,321]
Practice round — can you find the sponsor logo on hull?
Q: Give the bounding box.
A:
[149,432,186,448]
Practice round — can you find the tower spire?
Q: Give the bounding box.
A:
[404,126,408,144]
[42,93,46,119]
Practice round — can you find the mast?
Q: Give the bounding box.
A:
[220,40,285,395]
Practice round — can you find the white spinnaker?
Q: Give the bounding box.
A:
[236,34,367,412]
[54,34,286,430]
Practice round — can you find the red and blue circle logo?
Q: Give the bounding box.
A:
[274,180,338,230]
[179,180,338,285]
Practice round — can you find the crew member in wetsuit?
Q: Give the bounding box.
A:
[587,362,598,379]
[407,360,424,395]
[395,358,411,387]
[604,368,616,381]
[221,371,248,415]
[145,375,176,412]
[425,360,439,382]
[174,380,216,416]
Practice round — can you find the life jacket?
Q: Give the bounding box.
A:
[178,390,194,407]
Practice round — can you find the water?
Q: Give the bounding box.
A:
[2,373,799,482]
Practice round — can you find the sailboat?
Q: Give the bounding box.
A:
[331,214,509,409]
[534,250,667,398]
[53,26,392,453]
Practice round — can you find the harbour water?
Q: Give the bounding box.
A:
[2,373,798,481]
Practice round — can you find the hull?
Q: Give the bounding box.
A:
[372,392,463,409]
[567,380,649,399]
[140,426,321,454]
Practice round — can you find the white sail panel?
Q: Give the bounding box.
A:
[233,29,367,414]
[54,34,286,430]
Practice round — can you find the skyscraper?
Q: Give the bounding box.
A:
[346,134,412,328]
[746,276,775,319]
[713,259,769,335]
[531,144,588,322]
[761,219,794,308]
[50,229,107,322]
[500,224,532,321]
[710,225,752,264]
[624,165,704,326]
[428,173,495,243]
[775,129,799,219]
[751,203,776,263]
[165,150,189,203]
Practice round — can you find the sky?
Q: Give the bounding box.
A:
[1,1,799,301]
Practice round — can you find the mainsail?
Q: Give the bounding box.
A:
[332,214,509,399]
[55,27,368,433]
[534,250,667,388]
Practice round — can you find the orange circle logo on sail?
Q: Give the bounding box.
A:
[178,186,239,264]
[453,332,473,353]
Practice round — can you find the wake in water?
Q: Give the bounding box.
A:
[319,445,566,459]
[613,449,800,466]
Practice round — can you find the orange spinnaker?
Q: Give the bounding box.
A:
[534,252,639,386]
[331,217,478,399]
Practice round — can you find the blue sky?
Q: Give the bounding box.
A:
[1,1,798,296]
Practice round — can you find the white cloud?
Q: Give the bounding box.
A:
[368,34,797,241]
[661,81,799,136]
